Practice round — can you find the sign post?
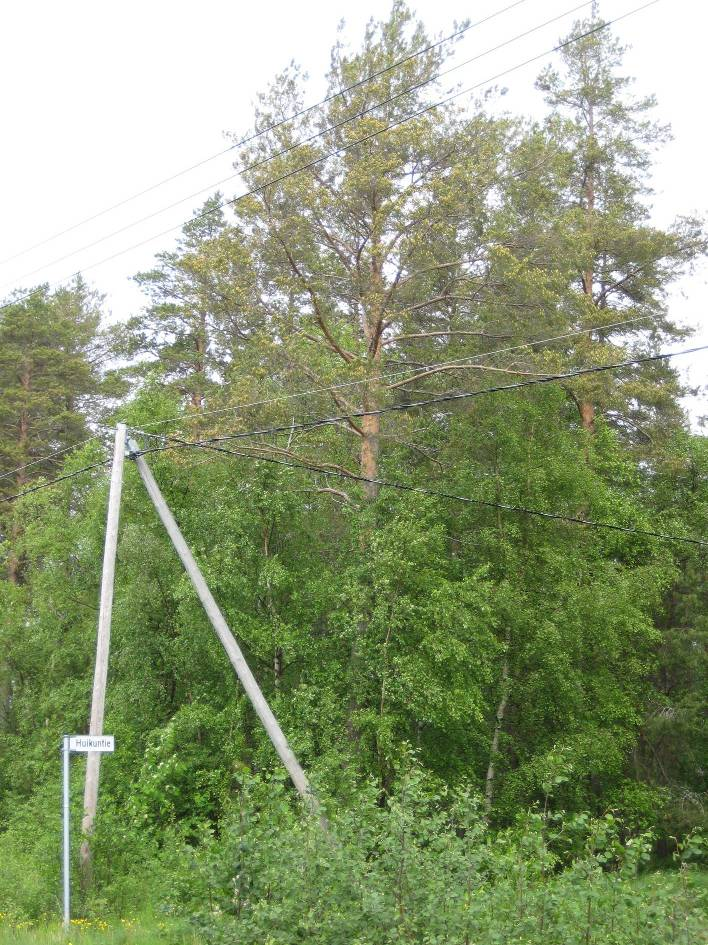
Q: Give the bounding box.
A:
[62,736,70,928]
[61,735,114,927]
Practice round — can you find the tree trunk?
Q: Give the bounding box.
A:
[191,327,206,409]
[273,647,283,689]
[360,408,380,500]
[485,657,510,815]
[359,246,383,497]
[579,400,596,433]
[0,673,13,733]
[8,369,31,584]
[578,100,597,433]
[262,524,283,689]
[349,196,385,748]
[7,519,23,585]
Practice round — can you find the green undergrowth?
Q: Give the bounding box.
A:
[157,775,708,945]
[0,915,197,945]
[1,774,706,944]
[0,874,704,945]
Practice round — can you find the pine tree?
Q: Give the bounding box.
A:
[127,196,257,411]
[218,2,521,498]
[531,12,704,438]
[0,279,105,581]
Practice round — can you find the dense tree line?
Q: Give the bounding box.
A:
[0,4,705,918]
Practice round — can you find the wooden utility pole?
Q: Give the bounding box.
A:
[80,423,126,876]
[128,439,321,817]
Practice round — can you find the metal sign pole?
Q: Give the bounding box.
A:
[61,735,114,927]
[62,735,70,928]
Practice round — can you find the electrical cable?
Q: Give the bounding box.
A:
[0,149,551,311]
[2,460,111,503]
[0,312,661,494]
[0,0,659,315]
[129,434,707,548]
[131,344,707,448]
[0,0,532,268]
[0,315,679,495]
[0,0,596,294]
[131,313,657,430]
[0,436,106,484]
[0,298,665,492]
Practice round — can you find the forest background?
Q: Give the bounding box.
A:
[0,3,706,941]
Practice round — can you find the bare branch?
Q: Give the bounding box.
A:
[380,436,446,468]
[288,357,365,436]
[298,486,356,504]
[387,362,551,390]
[593,259,658,305]
[237,442,358,478]
[404,295,489,313]
[271,224,355,364]
[396,258,469,288]
[383,330,511,346]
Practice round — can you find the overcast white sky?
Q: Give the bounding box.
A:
[0,0,705,423]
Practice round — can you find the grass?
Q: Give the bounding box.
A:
[0,916,198,945]
[0,871,705,945]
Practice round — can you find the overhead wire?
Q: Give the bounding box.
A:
[4,349,699,526]
[0,0,532,268]
[131,315,659,431]
[0,312,664,493]
[0,0,659,315]
[1,3,677,505]
[130,344,707,448]
[0,149,554,310]
[2,461,112,503]
[0,0,597,294]
[2,4,698,552]
[127,432,707,548]
[0,435,107,484]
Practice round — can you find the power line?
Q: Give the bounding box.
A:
[0,0,595,294]
[131,313,657,431]
[0,436,106,484]
[0,0,531,269]
[0,1,657,315]
[2,461,111,503]
[129,433,707,548]
[2,320,680,498]
[0,149,553,310]
[131,344,707,448]
[4,410,701,548]
[0,313,662,493]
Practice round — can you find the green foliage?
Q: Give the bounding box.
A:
[163,770,707,945]
[0,916,198,944]
[0,2,705,928]
[0,279,105,482]
[0,785,63,918]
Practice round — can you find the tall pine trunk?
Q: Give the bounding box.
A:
[578,101,596,433]
[348,248,384,747]
[7,367,31,585]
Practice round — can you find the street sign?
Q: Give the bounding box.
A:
[61,734,115,927]
[68,734,115,752]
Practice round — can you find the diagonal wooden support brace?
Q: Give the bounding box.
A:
[127,438,321,818]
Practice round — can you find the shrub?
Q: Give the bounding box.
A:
[163,770,707,945]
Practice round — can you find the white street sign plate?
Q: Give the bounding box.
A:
[68,735,115,752]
